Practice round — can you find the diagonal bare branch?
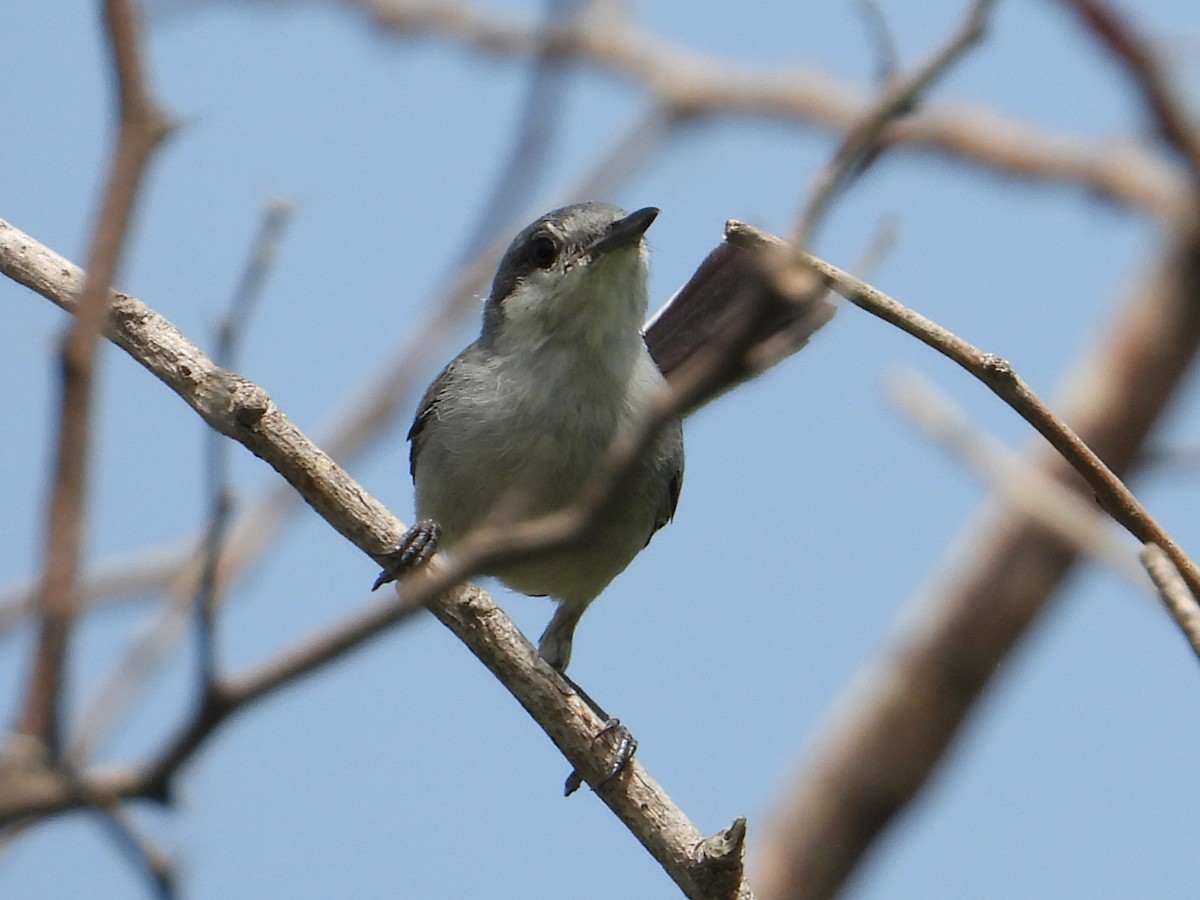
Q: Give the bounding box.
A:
[0,216,775,900]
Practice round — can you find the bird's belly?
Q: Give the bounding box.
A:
[415,413,658,603]
[489,493,653,604]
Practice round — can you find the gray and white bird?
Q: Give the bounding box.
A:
[378,203,684,672]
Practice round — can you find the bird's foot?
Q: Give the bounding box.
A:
[564,718,638,797]
[372,519,441,590]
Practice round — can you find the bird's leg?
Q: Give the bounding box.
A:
[561,673,637,796]
[538,603,638,794]
[372,519,442,590]
[557,669,638,797]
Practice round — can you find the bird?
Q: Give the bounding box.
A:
[375,202,684,674]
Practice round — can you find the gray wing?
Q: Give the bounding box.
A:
[647,422,685,545]
[407,355,464,479]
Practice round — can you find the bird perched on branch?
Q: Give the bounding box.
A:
[375,203,684,673]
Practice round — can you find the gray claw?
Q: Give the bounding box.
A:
[564,718,637,797]
[372,519,441,590]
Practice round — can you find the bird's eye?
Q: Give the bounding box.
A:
[530,233,559,269]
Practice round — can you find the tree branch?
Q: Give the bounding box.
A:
[43,102,679,766]
[794,0,995,245]
[744,214,1200,897]
[344,0,1183,217]
[1141,543,1200,661]
[0,217,771,900]
[888,371,1147,589]
[17,0,171,755]
[730,220,1200,604]
[1063,0,1200,187]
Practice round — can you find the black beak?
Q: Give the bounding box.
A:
[588,207,659,258]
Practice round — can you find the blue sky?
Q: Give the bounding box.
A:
[3,1,1200,897]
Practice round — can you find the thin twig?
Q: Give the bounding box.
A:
[93,803,176,900]
[17,0,171,756]
[197,201,291,687]
[1063,0,1200,188]
[63,203,292,767]
[1141,544,1200,661]
[730,220,1200,606]
[889,370,1146,587]
[854,0,900,86]
[794,0,995,246]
